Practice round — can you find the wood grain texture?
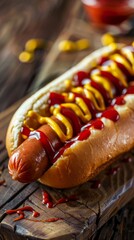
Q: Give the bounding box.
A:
[91,198,134,240]
[0,0,75,112]
[0,89,134,240]
[0,111,134,240]
[0,0,134,239]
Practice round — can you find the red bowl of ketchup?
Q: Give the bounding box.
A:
[82,0,134,26]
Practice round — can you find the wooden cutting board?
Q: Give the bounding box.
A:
[0,2,134,239]
[0,104,134,240]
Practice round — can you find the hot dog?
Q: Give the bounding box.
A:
[6,43,134,188]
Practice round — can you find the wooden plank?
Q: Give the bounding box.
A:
[91,198,134,240]
[0,0,76,112]
[0,181,39,221]
[0,152,134,239]
[0,227,28,240]
[0,2,134,239]
[0,159,39,214]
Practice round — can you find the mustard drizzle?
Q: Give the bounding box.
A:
[23,45,134,143]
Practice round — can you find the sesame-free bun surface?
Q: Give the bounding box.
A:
[6,45,116,156]
[39,94,134,188]
[6,44,134,189]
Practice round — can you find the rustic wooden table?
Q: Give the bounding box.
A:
[0,0,134,239]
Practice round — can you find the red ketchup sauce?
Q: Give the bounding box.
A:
[125,85,134,94]
[52,84,134,161]
[60,106,82,136]
[101,107,120,122]
[74,92,97,117]
[111,96,126,106]
[73,72,111,104]
[21,49,134,164]
[48,92,65,106]
[6,205,62,223]
[114,61,132,81]
[6,206,40,222]
[22,84,134,164]
[42,191,78,208]
[73,71,89,86]
[21,127,56,162]
[23,217,62,223]
[100,70,125,95]
[52,106,119,163]
[52,119,104,163]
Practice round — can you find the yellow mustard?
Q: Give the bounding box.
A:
[101,33,115,46]
[58,39,90,52]
[25,39,46,52]
[121,47,134,72]
[19,51,34,63]
[100,61,128,87]
[24,44,133,143]
[90,73,113,98]
[110,54,133,75]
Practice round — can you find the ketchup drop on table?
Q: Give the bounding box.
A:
[42,191,78,208]
[6,206,40,222]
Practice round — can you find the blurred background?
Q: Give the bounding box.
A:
[0,0,134,112]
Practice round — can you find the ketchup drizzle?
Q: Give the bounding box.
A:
[100,70,125,94]
[22,84,134,164]
[21,127,56,161]
[42,191,78,208]
[73,71,89,86]
[24,217,62,223]
[55,195,77,206]
[6,206,40,222]
[61,106,82,136]
[49,92,65,106]
[6,205,62,223]
[125,85,134,94]
[52,107,119,163]
[6,151,133,223]
[30,130,56,160]
[111,96,126,106]
[73,77,111,105]
[81,119,104,131]
[42,191,53,208]
[21,126,30,137]
[101,108,120,122]
[114,61,132,80]
[20,43,134,164]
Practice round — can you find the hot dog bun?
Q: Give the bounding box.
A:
[6,44,134,188]
[6,45,114,156]
[39,95,134,188]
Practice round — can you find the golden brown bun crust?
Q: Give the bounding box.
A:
[6,44,134,189]
[39,95,134,188]
[6,45,115,156]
